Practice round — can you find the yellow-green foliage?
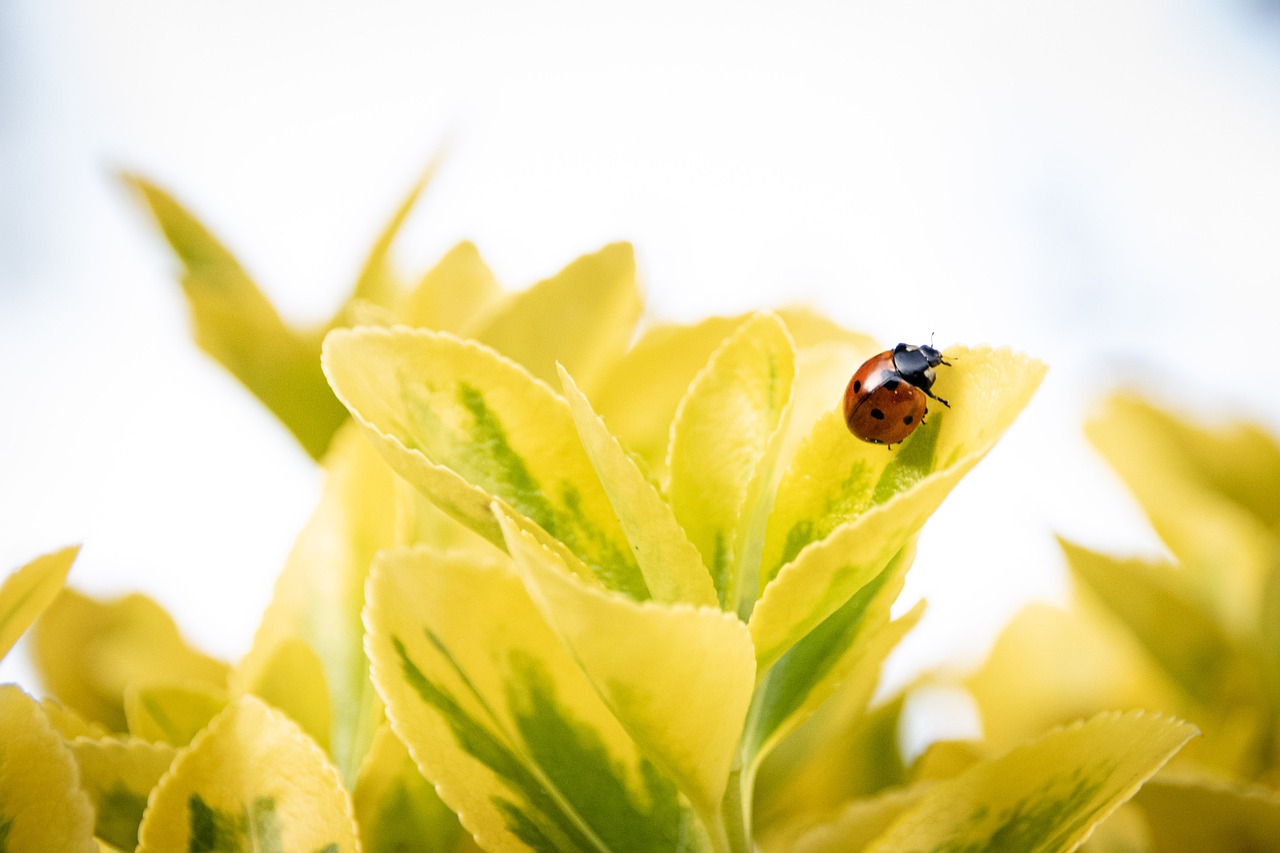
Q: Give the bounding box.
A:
[966,396,1280,851]
[0,171,1203,852]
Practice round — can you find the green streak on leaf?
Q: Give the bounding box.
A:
[312,845,339,853]
[505,650,686,852]
[187,793,286,853]
[745,562,894,763]
[557,483,648,599]
[390,636,598,852]
[456,383,560,527]
[97,783,150,851]
[0,817,11,853]
[402,377,647,598]
[496,799,563,853]
[393,633,690,852]
[188,793,238,853]
[711,532,731,608]
[774,460,873,578]
[924,767,1107,853]
[872,411,943,505]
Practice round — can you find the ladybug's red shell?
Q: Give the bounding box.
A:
[843,350,929,445]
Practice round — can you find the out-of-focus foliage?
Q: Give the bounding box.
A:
[0,170,1199,852]
[965,394,1280,851]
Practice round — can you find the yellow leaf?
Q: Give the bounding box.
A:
[591,314,745,480]
[123,173,347,460]
[1087,394,1279,631]
[860,711,1196,853]
[967,602,1183,755]
[136,696,358,853]
[351,157,441,308]
[237,637,333,754]
[557,364,718,607]
[756,694,910,841]
[909,738,986,783]
[750,346,1045,674]
[464,242,642,395]
[1094,394,1280,534]
[399,241,502,333]
[1061,538,1249,709]
[322,326,651,598]
[1134,773,1280,852]
[123,683,226,747]
[779,785,929,853]
[365,547,716,852]
[744,544,917,776]
[33,590,228,733]
[668,312,797,615]
[0,684,97,853]
[353,724,479,853]
[770,310,879,493]
[42,699,110,741]
[496,506,756,822]
[235,425,396,783]
[0,545,77,662]
[66,736,176,851]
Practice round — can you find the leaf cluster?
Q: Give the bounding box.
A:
[0,170,1200,853]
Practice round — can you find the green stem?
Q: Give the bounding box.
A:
[719,764,754,853]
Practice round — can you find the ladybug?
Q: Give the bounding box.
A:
[843,342,951,446]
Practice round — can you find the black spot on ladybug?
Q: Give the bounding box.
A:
[903,415,913,425]
[883,378,900,391]
[870,408,885,420]
[852,380,861,393]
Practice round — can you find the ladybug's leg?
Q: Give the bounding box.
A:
[922,388,950,408]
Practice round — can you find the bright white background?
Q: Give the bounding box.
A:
[4,1,1280,721]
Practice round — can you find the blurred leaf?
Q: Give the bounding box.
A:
[124,174,348,460]
[42,699,110,741]
[464,242,642,395]
[1062,539,1248,709]
[33,589,228,732]
[123,683,225,748]
[781,785,928,853]
[351,158,440,308]
[1096,396,1280,533]
[67,736,176,851]
[667,312,796,615]
[237,637,332,755]
[0,545,77,662]
[749,347,1045,675]
[353,724,480,853]
[858,711,1196,853]
[0,685,98,853]
[967,602,1183,755]
[1087,395,1279,630]
[497,507,755,823]
[557,364,718,607]
[756,694,911,842]
[399,241,502,333]
[234,425,396,784]
[910,738,986,783]
[136,696,358,853]
[323,326,650,598]
[365,547,715,852]
[1135,773,1280,852]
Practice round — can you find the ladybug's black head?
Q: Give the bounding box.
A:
[891,342,950,391]
[917,344,948,368]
